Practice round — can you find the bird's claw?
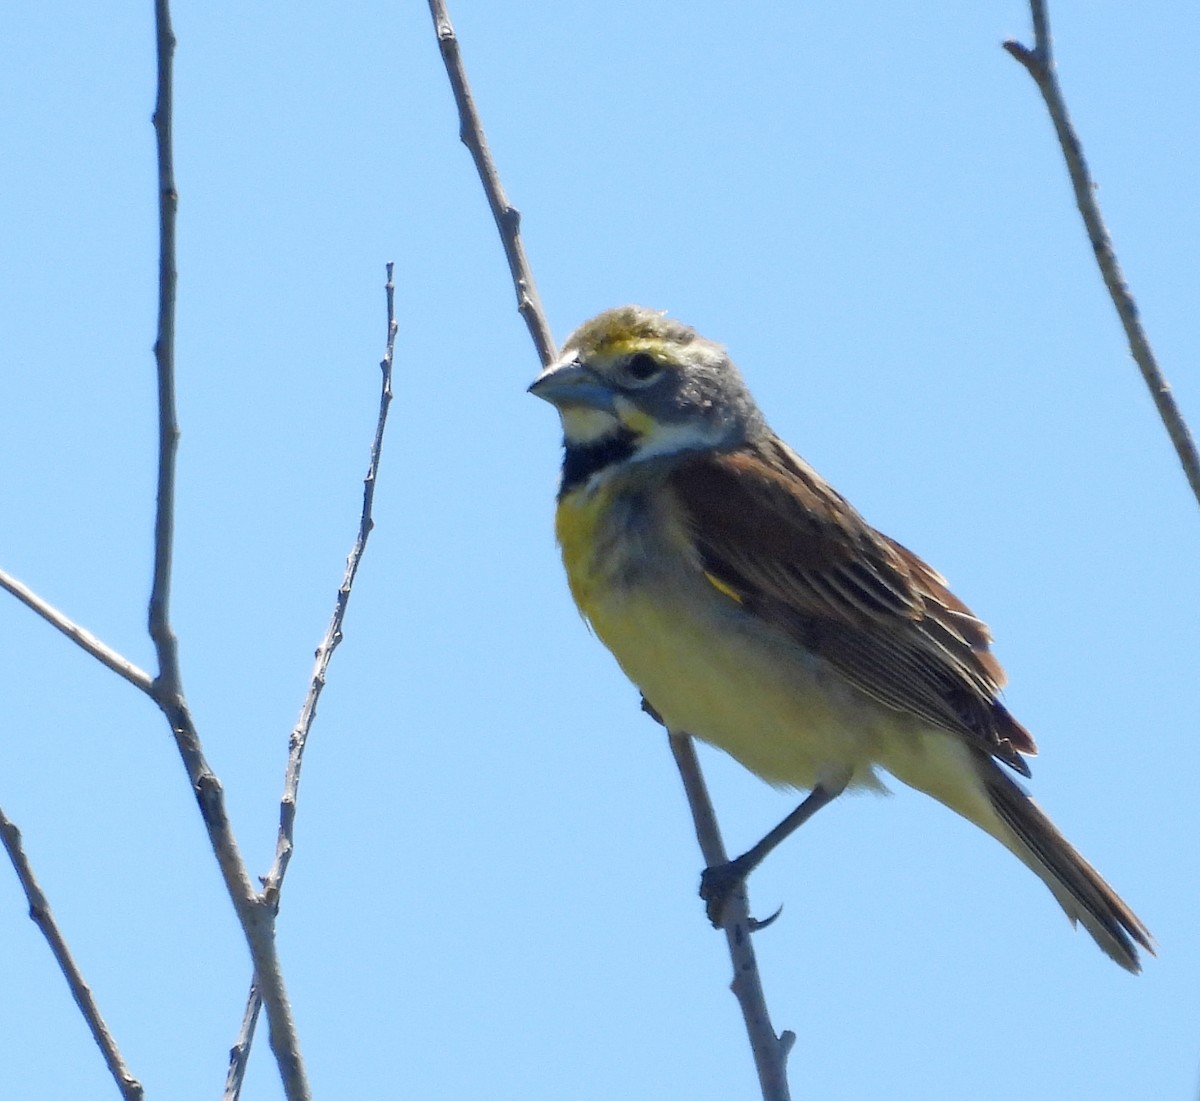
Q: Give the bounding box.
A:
[748,903,784,932]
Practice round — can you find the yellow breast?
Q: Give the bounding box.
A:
[554,479,888,792]
[554,481,618,613]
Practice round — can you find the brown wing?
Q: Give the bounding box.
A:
[667,439,1036,775]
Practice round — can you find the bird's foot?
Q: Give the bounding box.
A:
[699,859,743,926]
[700,856,780,930]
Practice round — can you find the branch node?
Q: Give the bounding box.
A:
[1001,39,1034,66]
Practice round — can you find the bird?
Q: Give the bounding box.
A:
[528,304,1152,972]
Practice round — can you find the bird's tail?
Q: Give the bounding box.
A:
[980,760,1153,973]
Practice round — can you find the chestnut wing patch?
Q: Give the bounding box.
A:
[667,443,1035,774]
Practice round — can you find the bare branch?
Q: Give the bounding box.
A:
[0,5,311,1096]
[0,569,152,693]
[149,3,310,1098]
[222,979,262,1101]
[668,734,794,1101]
[264,263,397,906]
[150,690,309,1098]
[426,0,555,366]
[1004,0,1200,508]
[149,0,179,688]
[222,265,399,1101]
[425,4,791,1094]
[0,804,144,1101]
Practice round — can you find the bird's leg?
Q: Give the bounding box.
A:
[700,779,846,928]
[640,695,665,725]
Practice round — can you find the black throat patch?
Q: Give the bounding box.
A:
[559,430,637,496]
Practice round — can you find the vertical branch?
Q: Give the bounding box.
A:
[149,3,311,1099]
[222,265,399,1101]
[426,0,555,366]
[0,805,144,1101]
[1004,1,1200,508]
[149,0,180,680]
[425,4,792,1096]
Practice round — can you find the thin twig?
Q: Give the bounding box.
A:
[668,734,794,1101]
[426,0,555,366]
[425,4,791,1095]
[1004,0,1200,508]
[222,265,399,1101]
[0,804,144,1101]
[222,979,262,1101]
[0,569,153,693]
[263,264,398,906]
[149,4,311,1099]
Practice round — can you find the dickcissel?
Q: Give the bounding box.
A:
[530,305,1152,972]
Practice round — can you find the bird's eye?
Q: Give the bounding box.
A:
[625,352,661,383]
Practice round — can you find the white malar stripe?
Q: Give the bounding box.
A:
[620,414,730,464]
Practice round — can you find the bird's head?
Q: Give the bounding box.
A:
[529,306,765,472]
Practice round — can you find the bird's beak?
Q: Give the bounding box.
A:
[528,359,615,412]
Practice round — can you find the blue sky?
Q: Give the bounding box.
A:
[2,2,1198,1098]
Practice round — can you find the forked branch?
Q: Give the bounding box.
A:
[148,2,310,1097]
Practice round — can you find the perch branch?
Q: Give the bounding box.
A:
[669,734,795,1101]
[425,4,792,1096]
